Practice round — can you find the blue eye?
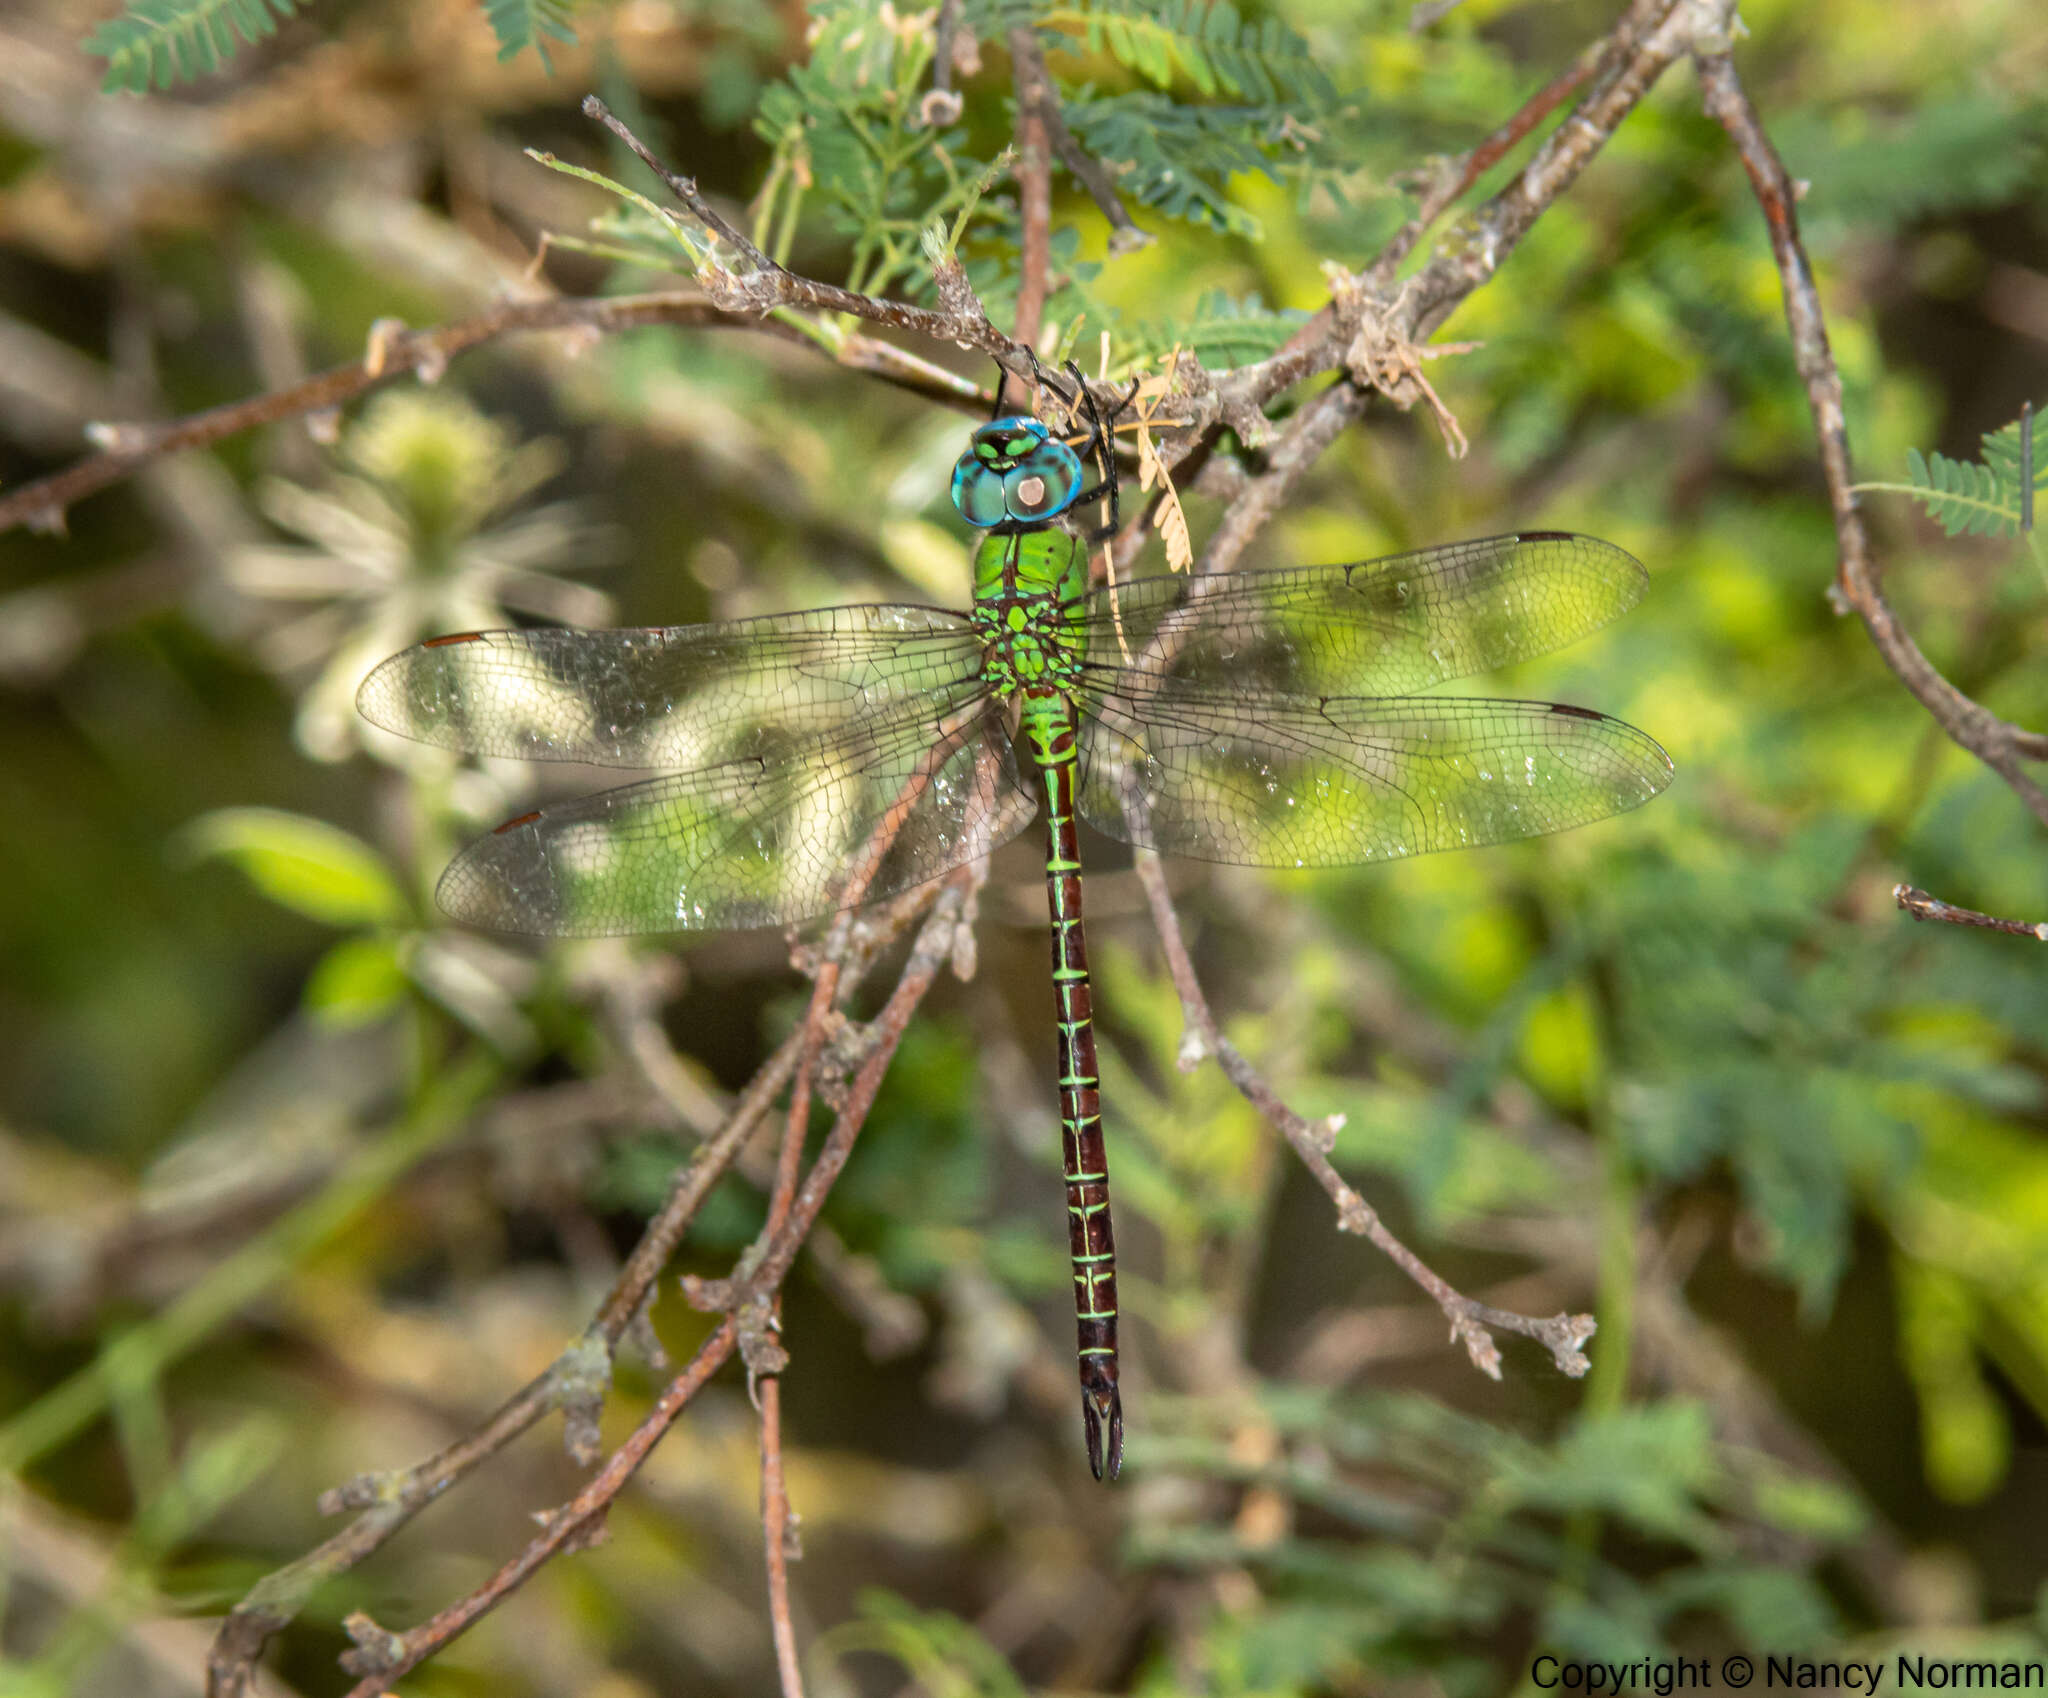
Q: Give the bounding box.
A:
[952,466,1003,527]
[951,419,1083,526]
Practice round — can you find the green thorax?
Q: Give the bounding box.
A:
[970,528,1091,731]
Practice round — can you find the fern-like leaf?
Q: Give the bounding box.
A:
[85,0,306,94]
[1904,447,2011,538]
[1062,93,1294,237]
[1124,289,1309,369]
[483,0,578,70]
[1893,409,2047,539]
[1033,0,1336,110]
[1785,96,2048,232]
[1978,413,2048,520]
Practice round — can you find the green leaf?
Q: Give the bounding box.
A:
[1744,1467,1866,1542]
[84,0,307,94]
[179,808,405,928]
[1503,1403,1722,1550]
[1863,408,2045,539]
[305,935,408,1027]
[482,0,578,70]
[1038,1,1336,109]
[817,1592,1030,1698]
[1897,1257,2010,1502]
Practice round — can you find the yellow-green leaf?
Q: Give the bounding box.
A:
[305,936,408,1027]
[180,808,404,928]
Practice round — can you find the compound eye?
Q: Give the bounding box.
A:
[952,457,1009,527]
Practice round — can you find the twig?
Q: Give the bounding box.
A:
[1130,853,1597,1380]
[335,1320,740,1698]
[1239,0,1694,421]
[0,293,975,541]
[583,96,777,273]
[923,0,967,127]
[1696,51,2048,824]
[761,1370,805,1698]
[751,918,846,1698]
[1371,48,1600,279]
[583,98,1047,399]
[1008,29,1151,254]
[1401,0,1705,338]
[1894,884,2048,941]
[1008,27,1054,379]
[206,1034,799,1697]
[684,880,976,1319]
[306,880,974,1696]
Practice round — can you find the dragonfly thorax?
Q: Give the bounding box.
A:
[952,415,1086,529]
[970,529,1089,700]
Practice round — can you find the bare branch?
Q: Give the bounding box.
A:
[335,1320,739,1698]
[0,293,976,541]
[1008,28,1055,373]
[1696,51,2048,824]
[1008,28,1151,255]
[1130,852,1596,1380]
[1895,884,2048,941]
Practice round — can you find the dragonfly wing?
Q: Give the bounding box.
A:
[1071,533,1646,699]
[358,605,984,768]
[438,693,1037,936]
[1075,691,1671,867]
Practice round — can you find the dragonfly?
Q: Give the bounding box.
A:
[358,366,1672,1481]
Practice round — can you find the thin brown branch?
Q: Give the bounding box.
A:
[1008,28,1151,255]
[583,99,1057,415]
[583,96,777,273]
[0,292,978,542]
[205,1031,799,1698]
[760,1374,806,1698]
[1400,0,1702,337]
[1131,851,1596,1380]
[293,878,972,1697]
[1008,27,1054,379]
[1696,52,2048,825]
[685,878,976,1319]
[923,0,967,128]
[750,914,846,1698]
[0,295,687,538]
[1194,380,1365,579]
[1895,884,2048,940]
[1372,48,1600,279]
[335,1319,739,1698]
[1237,0,1691,418]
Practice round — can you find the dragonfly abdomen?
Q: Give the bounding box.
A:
[1024,690,1123,1481]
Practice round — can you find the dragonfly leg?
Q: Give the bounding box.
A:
[1063,362,1142,545]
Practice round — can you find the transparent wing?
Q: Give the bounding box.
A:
[1076,690,1672,867]
[358,604,984,769]
[1070,533,1646,701]
[439,693,1036,936]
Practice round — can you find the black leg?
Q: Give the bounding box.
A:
[1062,359,1126,543]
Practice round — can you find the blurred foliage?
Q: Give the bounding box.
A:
[85,0,574,89]
[5,0,2048,1695]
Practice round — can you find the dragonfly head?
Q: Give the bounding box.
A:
[951,416,1086,528]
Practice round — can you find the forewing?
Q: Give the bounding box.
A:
[1071,533,1646,701]
[357,605,983,768]
[438,693,1036,936]
[1076,691,1672,867]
